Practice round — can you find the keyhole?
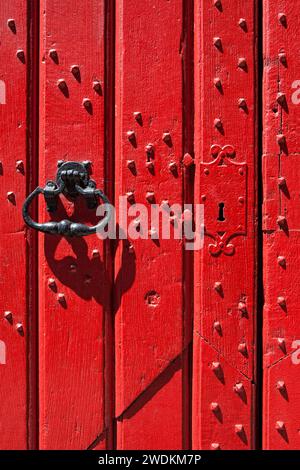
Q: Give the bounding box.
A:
[217,202,225,221]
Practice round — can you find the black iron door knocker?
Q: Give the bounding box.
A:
[22,161,111,237]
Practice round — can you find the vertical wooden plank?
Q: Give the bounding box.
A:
[39,0,111,449]
[115,0,188,450]
[193,0,258,449]
[0,1,32,449]
[263,1,300,449]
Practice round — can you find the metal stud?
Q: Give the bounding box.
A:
[278,177,286,188]
[213,321,222,335]
[277,256,286,268]
[126,160,136,170]
[211,361,223,379]
[210,402,220,412]
[70,65,80,81]
[277,338,286,352]
[145,143,154,157]
[57,293,66,304]
[169,162,177,173]
[183,153,194,167]
[133,111,142,123]
[126,191,135,204]
[48,278,56,289]
[16,323,24,335]
[277,216,287,228]
[82,98,92,113]
[211,443,221,450]
[276,381,286,392]
[146,192,155,203]
[238,58,247,70]
[7,19,16,34]
[214,281,222,294]
[16,49,25,63]
[57,79,68,96]
[7,191,15,203]
[213,37,222,50]
[278,52,287,66]
[238,18,247,31]
[162,132,172,146]
[278,13,287,27]
[238,301,247,316]
[238,342,248,356]
[233,382,245,396]
[276,134,286,147]
[213,0,222,11]
[92,249,100,258]
[4,311,13,322]
[212,361,221,370]
[146,161,154,171]
[127,130,136,142]
[93,80,102,94]
[235,424,245,436]
[276,421,286,432]
[16,160,24,173]
[238,98,247,111]
[277,296,286,309]
[277,92,287,107]
[214,118,223,130]
[49,49,58,63]
[214,77,222,91]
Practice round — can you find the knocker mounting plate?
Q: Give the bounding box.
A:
[44,160,98,212]
[56,160,90,197]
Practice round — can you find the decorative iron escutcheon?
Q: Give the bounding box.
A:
[22,161,111,237]
[201,145,247,255]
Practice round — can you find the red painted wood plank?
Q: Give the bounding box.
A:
[193,0,258,449]
[0,0,34,449]
[39,0,112,449]
[263,1,300,449]
[115,0,189,450]
[0,1,33,449]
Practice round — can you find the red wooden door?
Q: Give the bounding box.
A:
[0,0,299,452]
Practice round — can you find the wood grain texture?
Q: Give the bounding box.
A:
[115,0,188,450]
[39,0,111,449]
[193,0,258,449]
[263,1,300,449]
[0,1,31,449]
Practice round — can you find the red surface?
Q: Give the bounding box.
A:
[38,0,112,449]
[115,0,190,450]
[263,1,300,449]
[0,1,35,449]
[193,0,258,449]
